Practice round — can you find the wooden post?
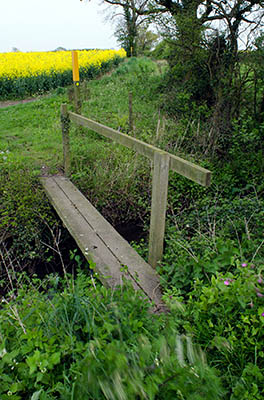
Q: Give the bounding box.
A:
[148,150,170,268]
[71,51,82,114]
[73,85,82,114]
[129,91,134,135]
[61,104,71,177]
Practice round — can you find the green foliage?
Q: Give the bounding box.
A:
[0,160,56,264]
[72,333,223,400]
[137,25,159,56]
[112,56,159,100]
[0,272,223,399]
[164,263,264,399]
[159,190,264,293]
[71,139,151,225]
[150,40,171,59]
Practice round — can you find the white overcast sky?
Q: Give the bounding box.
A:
[0,0,118,53]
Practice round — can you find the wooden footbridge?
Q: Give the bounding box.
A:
[40,105,211,307]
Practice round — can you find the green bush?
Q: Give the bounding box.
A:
[159,192,264,293]
[0,166,50,238]
[164,263,264,399]
[0,272,223,399]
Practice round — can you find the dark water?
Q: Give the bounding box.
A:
[115,219,146,242]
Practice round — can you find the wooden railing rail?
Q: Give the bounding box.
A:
[60,104,211,267]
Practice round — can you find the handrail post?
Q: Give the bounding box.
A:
[148,150,170,268]
[129,91,134,135]
[61,104,71,177]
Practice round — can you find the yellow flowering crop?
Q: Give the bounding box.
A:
[0,49,126,99]
[0,49,126,79]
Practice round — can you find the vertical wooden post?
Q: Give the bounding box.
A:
[72,51,80,82]
[71,51,82,114]
[129,91,134,135]
[61,104,71,177]
[73,84,82,114]
[148,150,170,268]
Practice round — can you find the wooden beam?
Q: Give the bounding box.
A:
[148,151,170,268]
[68,110,211,186]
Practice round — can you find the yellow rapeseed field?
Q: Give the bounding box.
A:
[0,49,126,79]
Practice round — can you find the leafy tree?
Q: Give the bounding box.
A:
[86,0,264,149]
[154,1,264,152]
[113,0,140,56]
[250,33,264,121]
[137,24,159,55]
[102,0,150,56]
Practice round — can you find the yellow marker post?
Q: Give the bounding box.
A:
[71,51,81,113]
[72,51,80,84]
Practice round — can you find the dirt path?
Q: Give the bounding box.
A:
[0,98,40,108]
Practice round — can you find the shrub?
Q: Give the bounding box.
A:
[164,263,264,399]
[0,272,224,399]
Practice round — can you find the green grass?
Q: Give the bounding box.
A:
[0,57,170,227]
[0,95,66,173]
[0,58,163,171]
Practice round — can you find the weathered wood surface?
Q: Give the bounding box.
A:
[148,151,170,267]
[61,104,71,177]
[40,176,163,306]
[68,111,211,187]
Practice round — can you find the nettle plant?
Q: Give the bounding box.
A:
[164,261,264,399]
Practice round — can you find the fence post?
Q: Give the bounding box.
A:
[61,104,71,177]
[73,84,82,114]
[72,51,82,114]
[129,91,134,135]
[148,150,170,268]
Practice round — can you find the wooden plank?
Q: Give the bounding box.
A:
[68,111,211,186]
[148,151,170,268]
[169,154,211,186]
[52,176,162,304]
[40,176,163,305]
[40,176,123,288]
[69,111,155,160]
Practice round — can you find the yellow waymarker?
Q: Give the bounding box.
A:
[72,50,80,85]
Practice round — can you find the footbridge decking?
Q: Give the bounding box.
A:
[40,175,163,307]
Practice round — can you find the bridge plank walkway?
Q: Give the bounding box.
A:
[40,176,163,307]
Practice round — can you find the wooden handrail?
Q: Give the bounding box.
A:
[68,111,211,187]
[61,104,211,268]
